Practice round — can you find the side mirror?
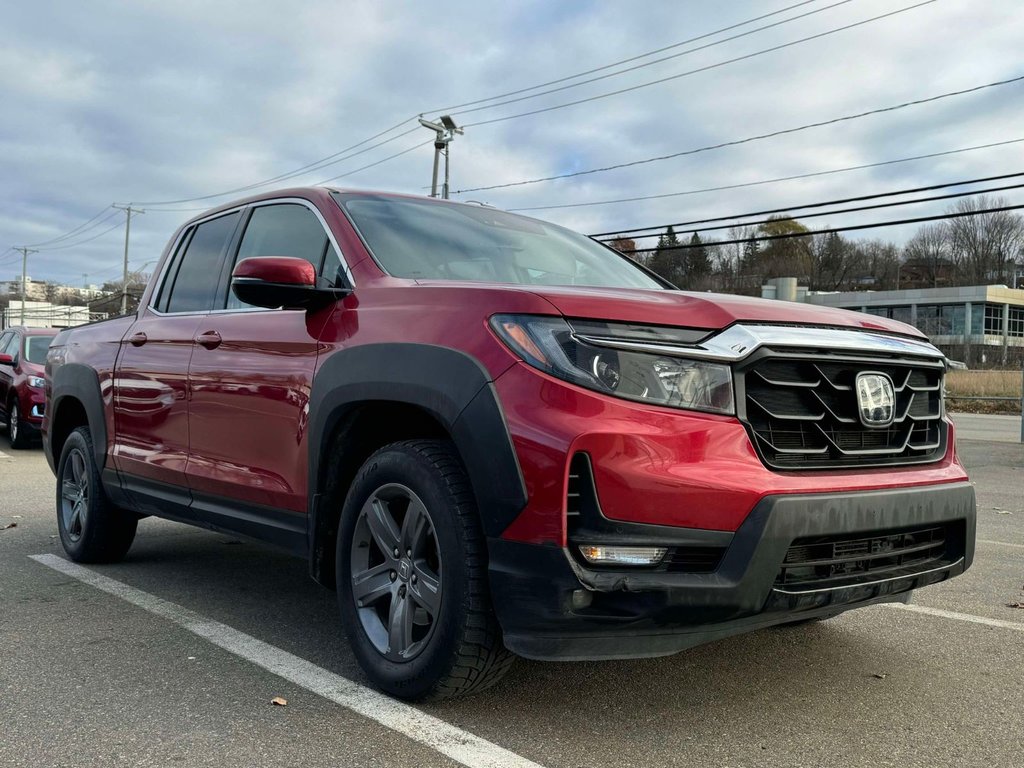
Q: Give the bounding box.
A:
[230,256,348,310]
[0,353,13,366]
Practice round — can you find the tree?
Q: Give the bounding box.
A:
[607,236,637,257]
[96,271,151,316]
[946,195,1024,285]
[679,232,711,289]
[648,226,681,285]
[756,216,812,279]
[902,223,949,288]
[857,239,901,291]
[809,231,858,291]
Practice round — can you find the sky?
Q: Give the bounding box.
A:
[2,0,1023,286]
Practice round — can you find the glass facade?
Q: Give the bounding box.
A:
[854,301,1023,338]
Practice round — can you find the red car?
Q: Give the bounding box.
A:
[0,326,57,448]
[43,189,976,700]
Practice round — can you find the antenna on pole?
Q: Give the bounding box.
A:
[418,115,463,199]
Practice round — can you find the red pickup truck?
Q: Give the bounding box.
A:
[44,188,976,700]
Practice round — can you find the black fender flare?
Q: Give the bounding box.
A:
[48,363,108,471]
[307,343,527,561]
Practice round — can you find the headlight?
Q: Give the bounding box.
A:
[28,376,46,389]
[490,314,734,415]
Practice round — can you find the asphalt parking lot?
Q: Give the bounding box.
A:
[1,414,1022,768]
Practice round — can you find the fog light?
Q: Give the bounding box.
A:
[578,545,667,566]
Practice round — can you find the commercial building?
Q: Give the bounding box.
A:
[1,301,97,330]
[762,278,1024,367]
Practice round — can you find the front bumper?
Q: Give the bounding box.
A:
[489,481,976,661]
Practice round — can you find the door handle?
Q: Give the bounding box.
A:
[196,330,222,350]
[128,332,147,347]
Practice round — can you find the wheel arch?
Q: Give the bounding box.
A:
[307,343,527,587]
[48,364,107,473]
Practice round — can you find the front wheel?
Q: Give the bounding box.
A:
[56,427,137,562]
[335,439,513,700]
[8,400,30,449]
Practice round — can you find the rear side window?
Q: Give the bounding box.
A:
[2,333,18,358]
[226,203,334,310]
[162,212,240,314]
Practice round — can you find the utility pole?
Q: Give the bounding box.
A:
[418,115,463,199]
[112,205,143,314]
[14,246,38,325]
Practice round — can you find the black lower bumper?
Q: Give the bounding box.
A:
[488,482,976,661]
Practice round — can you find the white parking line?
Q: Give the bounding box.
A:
[0,449,10,459]
[29,554,545,768]
[978,539,1024,550]
[883,603,1024,633]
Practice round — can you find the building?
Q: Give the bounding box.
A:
[2,301,98,329]
[4,276,48,301]
[762,279,1024,367]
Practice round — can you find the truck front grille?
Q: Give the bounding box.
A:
[775,523,960,591]
[739,352,947,469]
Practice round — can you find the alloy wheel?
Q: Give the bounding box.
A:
[350,483,442,662]
[9,403,18,443]
[60,448,90,542]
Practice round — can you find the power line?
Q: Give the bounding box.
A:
[448,0,856,119]
[427,0,825,114]
[592,172,1024,238]
[31,219,126,252]
[456,74,1024,194]
[20,207,120,248]
[316,139,434,185]
[458,0,936,130]
[106,3,850,208]
[598,181,1024,241]
[125,123,421,206]
[509,137,1024,212]
[616,202,1024,253]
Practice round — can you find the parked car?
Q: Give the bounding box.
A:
[43,188,976,700]
[0,326,57,448]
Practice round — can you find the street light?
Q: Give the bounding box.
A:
[418,115,463,199]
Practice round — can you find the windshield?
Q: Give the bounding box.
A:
[333,193,664,290]
[25,336,52,365]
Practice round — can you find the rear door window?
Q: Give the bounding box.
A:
[225,203,334,310]
[161,212,240,314]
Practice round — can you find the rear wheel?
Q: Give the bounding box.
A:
[335,439,514,700]
[7,400,29,449]
[56,427,137,562]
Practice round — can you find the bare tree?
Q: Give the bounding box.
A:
[857,239,900,290]
[946,195,1024,285]
[902,223,949,288]
[809,231,859,291]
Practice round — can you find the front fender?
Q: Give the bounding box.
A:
[307,343,527,540]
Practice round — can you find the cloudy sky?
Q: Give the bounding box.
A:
[2,0,1022,286]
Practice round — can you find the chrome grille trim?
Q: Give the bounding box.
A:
[738,350,947,470]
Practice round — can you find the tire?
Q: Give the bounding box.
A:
[7,400,29,449]
[335,439,514,701]
[56,427,137,563]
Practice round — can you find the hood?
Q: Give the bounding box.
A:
[516,285,924,338]
[20,359,45,375]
